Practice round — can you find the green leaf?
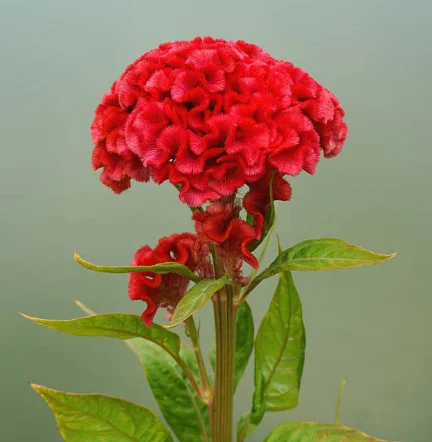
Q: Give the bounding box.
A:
[74,251,202,283]
[127,340,211,442]
[209,301,254,391]
[272,238,396,271]
[237,374,266,441]
[264,422,400,442]
[22,312,180,356]
[237,413,257,442]
[250,374,265,424]
[233,301,255,388]
[247,238,396,294]
[238,272,305,442]
[69,302,210,442]
[31,383,173,442]
[255,271,305,411]
[167,276,230,328]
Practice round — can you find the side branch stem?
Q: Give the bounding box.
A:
[186,317,212,403]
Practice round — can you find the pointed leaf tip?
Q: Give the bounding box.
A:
[20,313,181,355]
[275,239,397,271]
[74,251,93,270]
[19,312,34,321]
[73,252,201,282]
[276,234,282,253]
[29,382,46,396]
[246,239,397,294]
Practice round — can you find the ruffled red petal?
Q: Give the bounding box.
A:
[244,172,292,239]
[91,37,347,202]
[193,202,258,269]
[128,233,200,326]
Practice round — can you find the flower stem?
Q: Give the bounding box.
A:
[186,316,212,403]
[212,284,236,442]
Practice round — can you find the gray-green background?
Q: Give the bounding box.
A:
[1,0,431,441]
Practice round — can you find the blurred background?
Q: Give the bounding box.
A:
[1,0,431,441]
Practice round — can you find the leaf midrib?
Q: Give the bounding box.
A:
[40,322,178,354]
[44,394,150,442]
[263,282,292,393]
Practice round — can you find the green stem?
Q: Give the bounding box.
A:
[212,286,236,442]
[186,317,212,403]
[210,246,236,442]
[335,378,347,425]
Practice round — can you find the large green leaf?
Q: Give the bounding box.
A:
[167,275,231,327]
[22,313,180,355]
[127,339,211,442]
[31,383,173,442]
[255,271,305,411]
[237,374,265,441]
[238,272,305,442]
[247,238,395,294]
[233,301,255,388]
[68,303,210,442]
[209,301,254,390]
[74,251,202,283]
[264,422,400,442]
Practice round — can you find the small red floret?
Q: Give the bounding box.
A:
[128,233,198,326]
[193,201,258,269]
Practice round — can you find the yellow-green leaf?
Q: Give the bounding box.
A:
[264,422,400,442]
[22,312,180,356]
[74,251,201,283]
[31,383,173,441]
[238,272,305,442]
[70,302,209,442]
[255,271,305,411]
[127,340,211,442]
[167,276,230,328]
[247,238,395,294]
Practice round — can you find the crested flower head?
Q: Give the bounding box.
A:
[128,233,202,326]
[91,37,347,206]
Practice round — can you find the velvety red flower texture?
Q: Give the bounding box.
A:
[128,233,202,326]
[91,37,347,206]
[193,201,258,270]
[243,171,292,239]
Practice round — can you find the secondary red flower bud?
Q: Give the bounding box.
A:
[244,172,292,239]
[193,201,258,270]
[128,233,199,326]
[91,37,347,205]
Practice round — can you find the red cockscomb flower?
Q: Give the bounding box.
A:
[128,233,200,326]
[193,201,258,270]
[91,37,347,205]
